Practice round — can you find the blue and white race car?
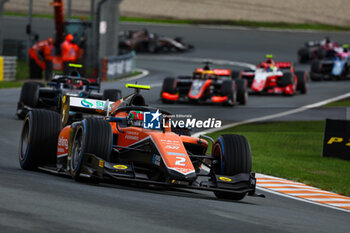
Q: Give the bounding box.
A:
[310,45,350,81]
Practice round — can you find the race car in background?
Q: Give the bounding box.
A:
[16,65,121,123]
[119,29,194,54]
[161,63,248,106]
[19,84,259,201]
[297,37,340,63]
[236,55,308,96]
[310,44,350,81]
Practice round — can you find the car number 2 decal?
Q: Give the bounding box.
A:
[175,157,186,166]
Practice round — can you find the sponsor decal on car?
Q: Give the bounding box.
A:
[219,177,232,182]
[69,97,113,111]
[81,99,93,108]
[152,154,161,166]
[113,165,128,170]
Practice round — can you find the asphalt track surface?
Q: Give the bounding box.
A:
[1,17,350,232]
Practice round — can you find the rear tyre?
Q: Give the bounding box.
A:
[17,82,41,119]
[235,79,248,105]
[231,70,240,80]
[295,71,308,94]
[212,134,252,200]
[70,118,112,181]
[221,80,235,106]
[103,89,122,101]
[19,109,62,170]
[162,77,177,93]
[298,48,309,63]
[20,82,40,107]
[310,60,322,81]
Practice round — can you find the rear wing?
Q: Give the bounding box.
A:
[195,68,231,76]
[276,62,293,69]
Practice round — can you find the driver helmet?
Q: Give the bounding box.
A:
[201,70,215,79]
[265,54,275,64]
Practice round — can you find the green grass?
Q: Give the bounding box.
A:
[208,121,350,196]
[324,97,350,107]
[0,81,22,88]
[16,59,30,80]
[121,17,350,31]
[4,11,350,31]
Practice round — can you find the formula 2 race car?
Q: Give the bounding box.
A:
[161,63,248,106]
[16,69,121,121]
[19,84,259,201]
[237,55,308,96]
[119,29,194,54]
[310,45,350,81]
[297,37,340,63]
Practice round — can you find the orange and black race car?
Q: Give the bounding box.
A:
[161,63,248,106]
[19,84,260,200]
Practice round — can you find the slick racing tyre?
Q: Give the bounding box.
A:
[295,71,308,94]
[231,70,240,80]
[19,109,62,170]
[19,82,40,107]
[298,48,309,63]
[103,89,122,101]
[310,60,322,81]
[70,118,113,181]
[161,77,177,103]
[162,77,177,93]
[235,79,248,105]
[221,80,235,106]
[212,134,252,200]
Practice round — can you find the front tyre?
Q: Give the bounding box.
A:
[70,118,113,181]
[235,79,248,105]
[212,134,252,200]
[295,71,308,94]
[221,80,235,106]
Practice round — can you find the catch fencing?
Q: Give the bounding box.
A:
[0,56,17,81]
[100,51,135,81]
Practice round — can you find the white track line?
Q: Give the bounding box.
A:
[122,68,149,82]
[137,55,256,70]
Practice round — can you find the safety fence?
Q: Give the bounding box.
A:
[100,51,135,81]
[0,56,17,81]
